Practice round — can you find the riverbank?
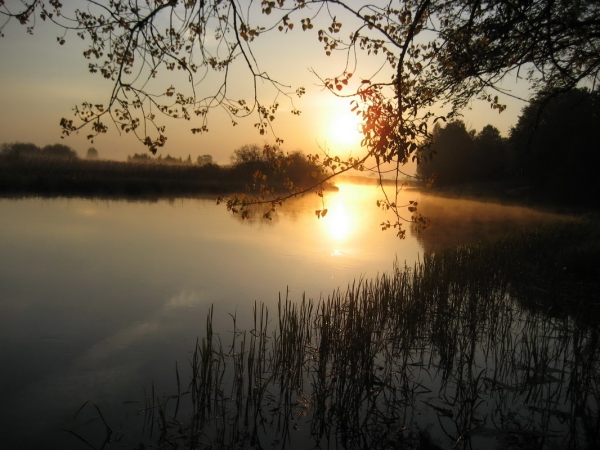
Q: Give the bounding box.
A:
[0,155,333,198]
[3,156,595,216]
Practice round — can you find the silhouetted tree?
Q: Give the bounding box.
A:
[0,142,42,157]
[473,125,508,181]
[227,144,325,195]
[418,121,475,186]
[418,122,509,186]
[230,145,263,166]
[42,144,78,159]
[509,88,600,204]
[86,147,99,159]
[197,154,214,166]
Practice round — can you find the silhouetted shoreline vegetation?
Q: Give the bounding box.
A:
[416,179,599,216]
[417,88,600,209]
[0,143,332,198]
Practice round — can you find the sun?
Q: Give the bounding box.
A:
[329,112,362,148]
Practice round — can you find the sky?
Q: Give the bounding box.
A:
[0,2,531,167]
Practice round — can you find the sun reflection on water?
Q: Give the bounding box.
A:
[326,202,351,241]
[319,183,377,257]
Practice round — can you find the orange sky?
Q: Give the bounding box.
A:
[0,4,529,167]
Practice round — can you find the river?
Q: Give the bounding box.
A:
[0,183,570,449]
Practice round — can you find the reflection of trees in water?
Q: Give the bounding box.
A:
[75,236,598,450]
[211,188,573,253]
[229,192,323,225]
[410,194,571,253]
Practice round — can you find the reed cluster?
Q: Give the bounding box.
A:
[73,221,600,450]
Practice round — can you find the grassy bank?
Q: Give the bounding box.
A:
[73,220,600,450]
[0,155,330,198]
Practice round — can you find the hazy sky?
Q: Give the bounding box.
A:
[0,3,531,165]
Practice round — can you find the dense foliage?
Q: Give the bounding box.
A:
[230,144,323,186]
[416,88,600,206]
[417,121,508,186]
[510,88,600,204]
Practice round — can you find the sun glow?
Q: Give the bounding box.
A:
[328,111,362,148]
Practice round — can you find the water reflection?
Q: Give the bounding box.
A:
[325,202,351,241]
[320,184,378,244]
[411,192,572,252]
[0,185,575,449]
[82,252,598,450]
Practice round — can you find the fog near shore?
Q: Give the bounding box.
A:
[408,192,574,252]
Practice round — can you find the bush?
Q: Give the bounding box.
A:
[0,142,42,157]
[42,144,78,159]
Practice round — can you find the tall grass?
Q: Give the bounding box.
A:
[72,221,600,450]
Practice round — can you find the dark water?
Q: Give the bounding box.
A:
[0,184,574,449]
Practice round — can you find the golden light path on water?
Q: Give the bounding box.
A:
[326,203,352,241]
[315,183,386,260]
[250,181,426,291]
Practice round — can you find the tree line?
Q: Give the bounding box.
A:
[0,142,90,159]
[0,141,329,199]
[128,153,215,166]
[0,142,213,166]
[3,86,598,207]
[416,88,600,205]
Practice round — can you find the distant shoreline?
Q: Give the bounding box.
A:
[2,156,597,215]
[0,155,335,200]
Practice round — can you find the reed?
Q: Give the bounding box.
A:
[70,220,600,449]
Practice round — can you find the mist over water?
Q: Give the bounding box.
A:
[411,192,573,252]
[0,184,574,449]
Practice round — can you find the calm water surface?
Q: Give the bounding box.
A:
[0,184,568,449]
